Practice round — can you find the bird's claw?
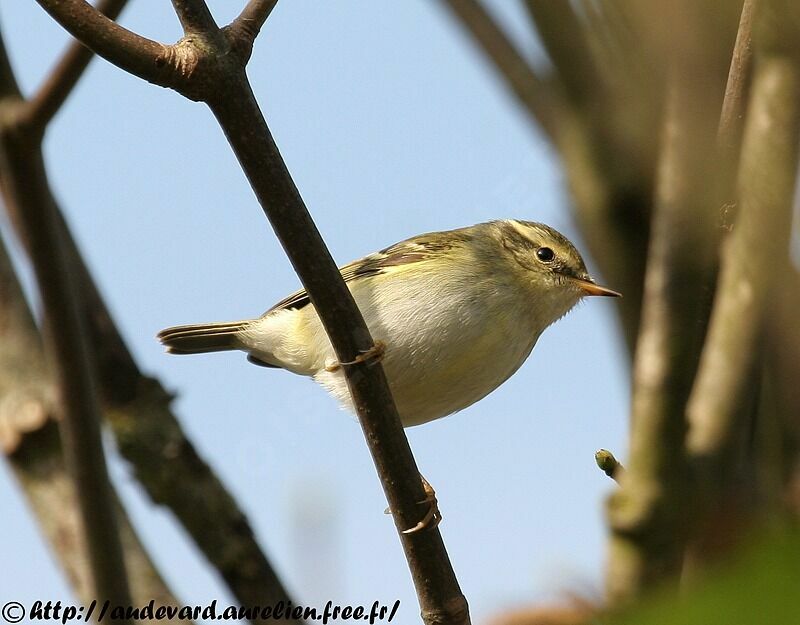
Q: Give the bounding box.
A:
[325,340,386,372]
[385,476,442,534]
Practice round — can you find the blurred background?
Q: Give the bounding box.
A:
[0,2,628,623]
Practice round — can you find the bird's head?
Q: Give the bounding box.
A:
[489,219,620,323]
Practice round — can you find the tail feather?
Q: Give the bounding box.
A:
[158,321,248,355]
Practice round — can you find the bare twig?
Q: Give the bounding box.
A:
[26,0,129,129]
[34,1,471,622]
[440,0,560,141]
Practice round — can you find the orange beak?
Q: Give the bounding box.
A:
[574,279,622,298]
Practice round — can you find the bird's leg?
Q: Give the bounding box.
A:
[384,474,442,534]
[325,340,386,372]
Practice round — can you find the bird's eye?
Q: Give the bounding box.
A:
[536,247,555,262]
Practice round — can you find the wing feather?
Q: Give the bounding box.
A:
[263,227,473,314]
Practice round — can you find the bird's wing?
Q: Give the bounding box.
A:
[264,227,474,314]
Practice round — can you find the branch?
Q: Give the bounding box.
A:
[595,449,625,483]
[605,58,720,602]
[26,0,130,129]
[35,1,470,622]
[0,104,132,613]
[440,0,560,142]
[687,0,800,496]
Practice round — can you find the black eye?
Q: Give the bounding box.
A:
[536,247,555,262]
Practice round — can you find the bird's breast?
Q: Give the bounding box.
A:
[348,269,541,425]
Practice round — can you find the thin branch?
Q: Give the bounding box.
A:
[34,2,470,622]
[170,0,220,36]
[26,0,130,129]
[595,449,625,483]
[440,0,560,142]
[0,112,132,614]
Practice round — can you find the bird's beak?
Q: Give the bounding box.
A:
[573,278,622,298]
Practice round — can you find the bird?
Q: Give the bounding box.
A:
[158,219,619,427]
[158,219,619,533]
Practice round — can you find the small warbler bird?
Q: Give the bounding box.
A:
[158,220,619,427]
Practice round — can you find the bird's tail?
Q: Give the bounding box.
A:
[157,320,249,355]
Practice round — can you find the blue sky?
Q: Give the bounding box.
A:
[0,1,629,622]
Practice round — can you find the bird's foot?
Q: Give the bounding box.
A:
[325,340,386,372]
[384,475,442,534]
